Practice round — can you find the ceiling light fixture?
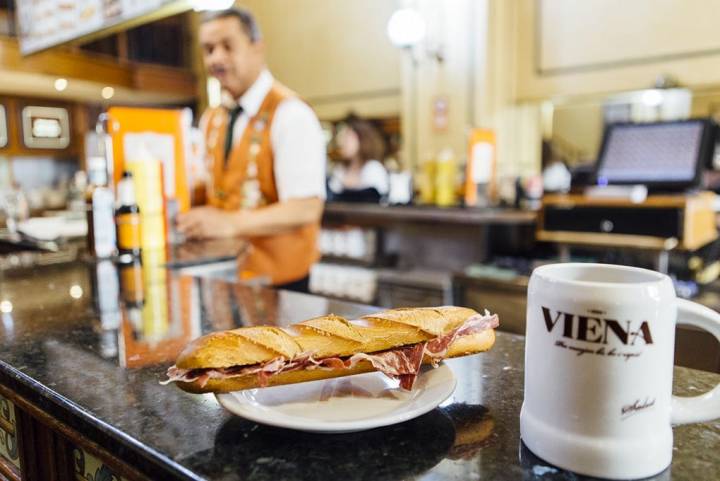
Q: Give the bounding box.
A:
[69,285,83,299]
[54,78,68,92]
[101,87,115,100]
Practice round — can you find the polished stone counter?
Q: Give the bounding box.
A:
[0,259,718,480]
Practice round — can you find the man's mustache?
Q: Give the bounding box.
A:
[209,66,228,76]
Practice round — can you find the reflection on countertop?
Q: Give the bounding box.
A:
[0,255,718,480]
[323,201,537,227]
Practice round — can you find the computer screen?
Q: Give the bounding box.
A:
[595,120,712,188]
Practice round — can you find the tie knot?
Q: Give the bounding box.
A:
[229,105,244,119]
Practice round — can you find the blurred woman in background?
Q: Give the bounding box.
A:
[328,115,389,202]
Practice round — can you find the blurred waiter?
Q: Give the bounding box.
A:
[178,8,325,293]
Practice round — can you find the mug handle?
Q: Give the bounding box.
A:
[671,299,720,425]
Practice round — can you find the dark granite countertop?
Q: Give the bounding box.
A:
[0,257,719,480]
[0,235,243,274]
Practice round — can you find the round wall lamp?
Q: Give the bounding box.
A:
[191,0,235,12]
[387,8,426,48]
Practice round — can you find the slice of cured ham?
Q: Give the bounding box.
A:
[345,342,426,390]
[425,312,499,365]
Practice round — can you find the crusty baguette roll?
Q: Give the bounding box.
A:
[166,306,499,393]
[177,326,303,369]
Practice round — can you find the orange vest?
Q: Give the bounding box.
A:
[203,82,320,285]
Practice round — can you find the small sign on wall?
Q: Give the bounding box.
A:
[21,106,70,149]
[0,105,7,148]
[432,96,449,132]
[464,128,496,206]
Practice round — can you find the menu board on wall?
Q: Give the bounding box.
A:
[16,0,189,55]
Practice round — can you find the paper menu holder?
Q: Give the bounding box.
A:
[118,249,199,369]
[107,107,193,248]
[465,129,497,207]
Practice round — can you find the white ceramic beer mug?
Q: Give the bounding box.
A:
[520,263,720,479]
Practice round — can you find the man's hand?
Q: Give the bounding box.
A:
[176,206,240,239]
[177,198,323,240]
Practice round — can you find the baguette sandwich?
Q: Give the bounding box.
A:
[162,306,499,393]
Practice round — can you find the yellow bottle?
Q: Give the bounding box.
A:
[418,159,436,205]
[126,145,166,250]
[435,148,457,207]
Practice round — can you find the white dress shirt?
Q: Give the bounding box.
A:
[218,69,327,201]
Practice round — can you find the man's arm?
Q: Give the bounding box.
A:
[177,197,323,239]
[234,197,323,235]
[179,94,327,240]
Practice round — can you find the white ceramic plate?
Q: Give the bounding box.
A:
[215,364,457,433]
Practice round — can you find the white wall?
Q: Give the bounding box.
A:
[401,0,541,177]
[401,0,477,169]
[552,102,604,163]
[237,0,402,120]
[517,0,720,100]
[482,0,542,178]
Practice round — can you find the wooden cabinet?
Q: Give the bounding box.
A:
[0,386,144,481]
[0,394,20,481]
[69,445,127,481]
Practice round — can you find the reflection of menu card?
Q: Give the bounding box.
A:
[119,250,200,368]
[108,107,192,214]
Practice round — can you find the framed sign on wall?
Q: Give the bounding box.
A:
[21,106,71,150]
[0,105,7,148]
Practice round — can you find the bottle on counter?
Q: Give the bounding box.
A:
[90,259,121,358]
[85,173,116,259]
[434,147,458,207]
[119,256,145,306]
[116,171,142,259]
[417,157,436,205]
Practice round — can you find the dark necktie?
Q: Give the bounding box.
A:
[224,105,244,165]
